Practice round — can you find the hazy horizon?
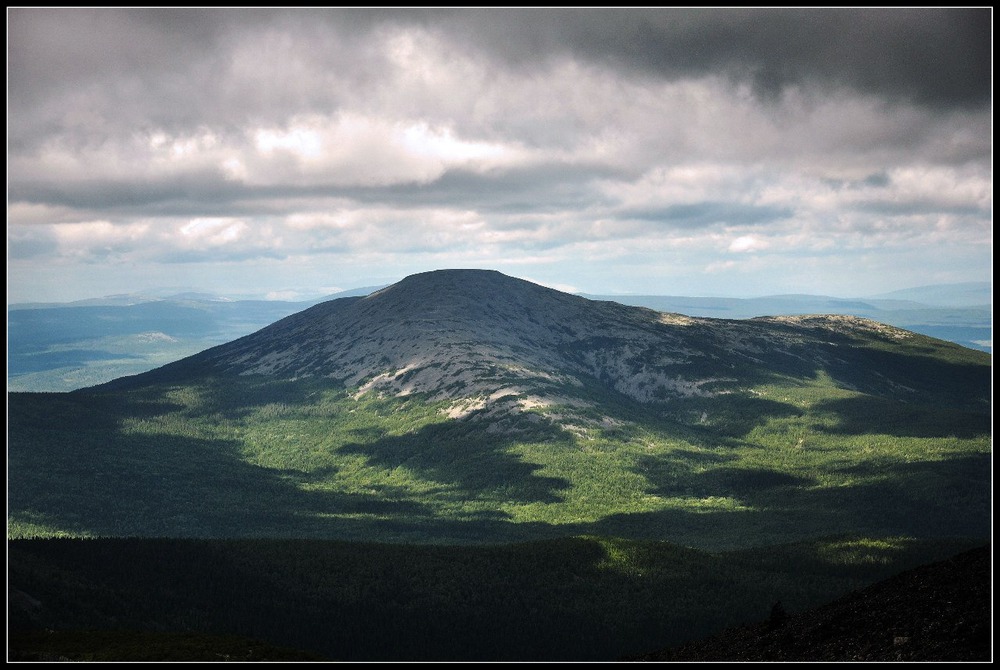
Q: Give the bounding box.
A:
[7,272,992,307]
[8,9,992,305]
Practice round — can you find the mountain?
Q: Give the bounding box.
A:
[631,544,991,661]
[9,269,991,546]
[9,279,989,394]
[101,269,989,414]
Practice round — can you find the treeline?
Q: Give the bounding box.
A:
[8,535,983,661]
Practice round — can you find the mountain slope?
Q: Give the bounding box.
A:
[7,287,387,392]
[98,269,990,415]
[581,292,991,353]
[7,271,992,662]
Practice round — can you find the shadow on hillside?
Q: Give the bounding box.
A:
[827,348,985,413]
[339,419,572,505]
[12,389,420,537]
[10,390,187,430]
[178,377,340,420]
[818,346,991,408]
[637,452,815,499]
[9,530,988,662]
[8,389,571,541]
[579,450,991,549]
[12,532,989,661]
[810,396,992,438]
[832,452,991,502]
[674,321,991,413]
[653,396,804,439]
[8,425,432,539]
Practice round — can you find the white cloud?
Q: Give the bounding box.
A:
[235,114,530,188]
[254,126,323,159]
[265,289,303,301]
[179,217,248,246]
[728,235,767,253]
[50,221,151,260]
[401,122,510,163]
[887,165,993,210]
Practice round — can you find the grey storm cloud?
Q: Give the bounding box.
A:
[9,9,990,129]
[9,162,620,221]
[8,8,990,168]
[9,172,239,212]
[624,202,794,229]
[820,172,892,191]
[335,164,622,214]
[433,8,991,109]
[8,9,383,149]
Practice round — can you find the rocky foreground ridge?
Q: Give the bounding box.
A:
[630,544,991,662]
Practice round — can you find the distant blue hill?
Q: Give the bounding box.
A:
[6,284,397,392]
[863,282,991,307]
[581,284,991,355]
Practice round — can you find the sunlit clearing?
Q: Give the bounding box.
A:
[818,537,911,565]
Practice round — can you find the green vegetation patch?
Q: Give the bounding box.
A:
[8,372,990,549]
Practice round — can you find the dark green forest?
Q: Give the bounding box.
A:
[8,535,984,661]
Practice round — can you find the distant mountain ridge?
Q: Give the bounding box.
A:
[864,282,991,307]
[12,280,987,311]
[8,286,379,310]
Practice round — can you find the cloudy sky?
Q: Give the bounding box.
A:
[7,8,992,303]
